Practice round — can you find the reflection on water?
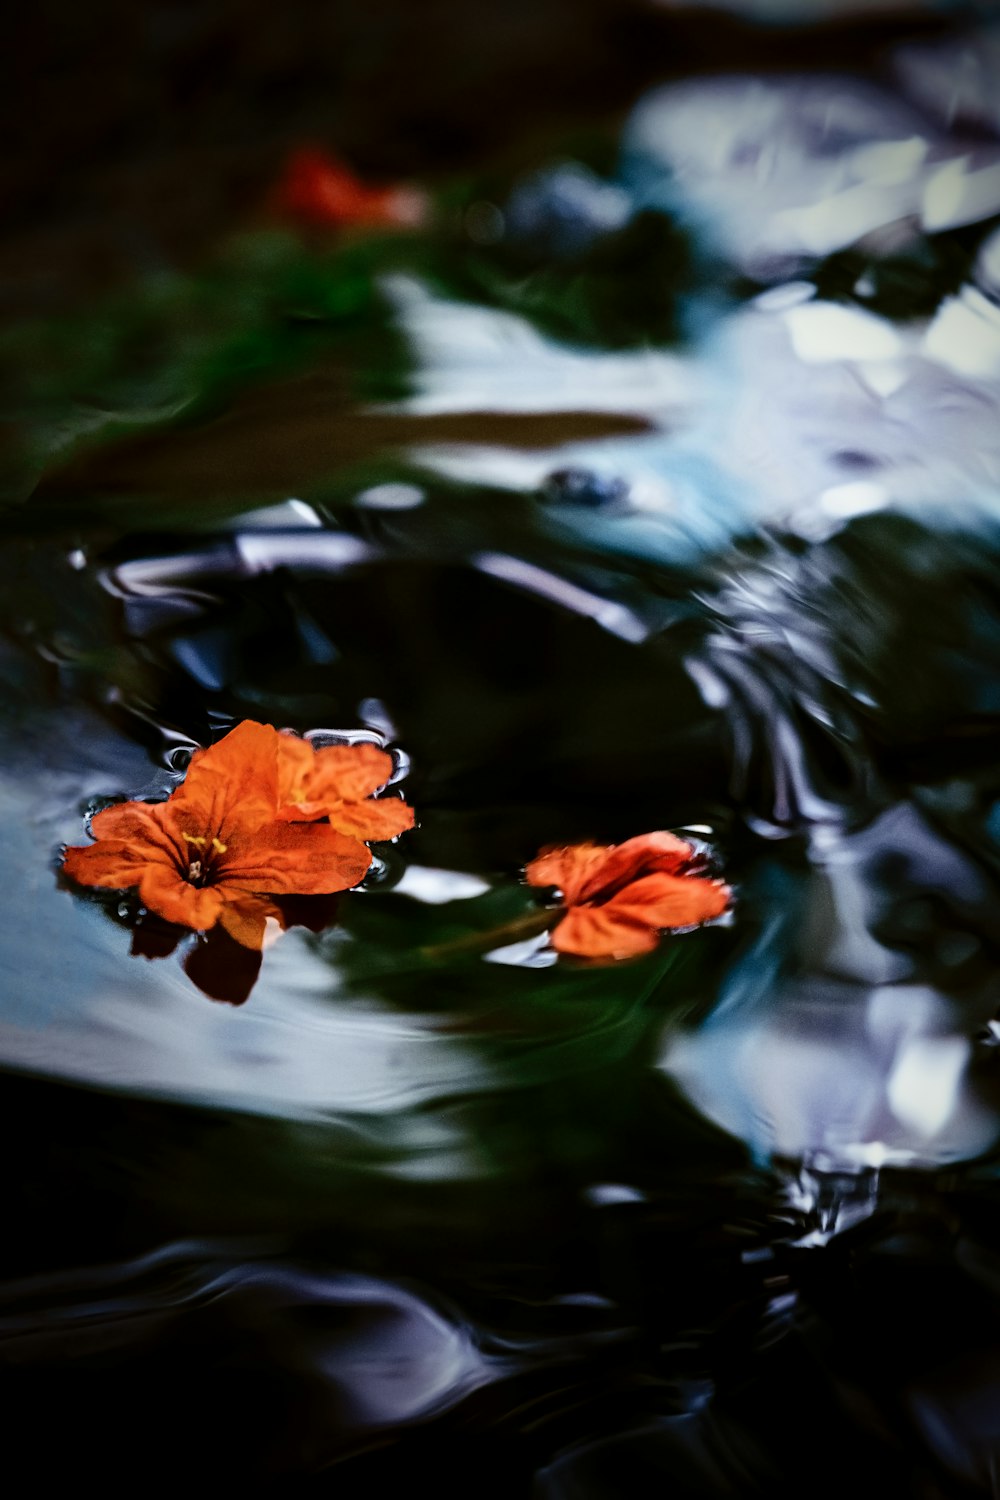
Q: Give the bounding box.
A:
[6,4,1000,1491]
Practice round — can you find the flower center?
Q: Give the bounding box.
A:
[181,832,228,886]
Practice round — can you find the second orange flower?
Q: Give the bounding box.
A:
[525,832,730,960]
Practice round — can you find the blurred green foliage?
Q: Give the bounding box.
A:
[1,229,417,496]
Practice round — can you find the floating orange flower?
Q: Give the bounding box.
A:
[272,146,426,231]
[62,721,413,952]
[525,832,730,960]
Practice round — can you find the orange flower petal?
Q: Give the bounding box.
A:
[574,832,695,904]
[602,872,730,931]
[524,844,612,905]
[327,797,415,842]
[170,720,280,839]
[216,894,285,951]
[529,833,728,960]
[213,821,372,895]
[276,738,401,825]
[62,800,185,890]
[89,799,186,861]
[138,866,224,932]
[272,800,333,823]
[551,907,660,960]
[62,798,186,891]
[62,839,162,891]
[299,742,395,805]
[275,733,318,812]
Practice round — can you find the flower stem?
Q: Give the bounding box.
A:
[421,907,556,962]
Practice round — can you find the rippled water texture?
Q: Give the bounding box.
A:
[7,3,1000,1492]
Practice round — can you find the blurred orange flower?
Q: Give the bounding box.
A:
[272,146,426,231]
[525,832,730,960]
[62,721,412,951]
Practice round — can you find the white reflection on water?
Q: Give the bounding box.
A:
[390,40,1000,557]
[625,74,932,275]
[381,274,698,419]
[474,552,650,643]
[393,865,491,904]
[624,69,1000,276]
[662,979,996,1175]
[924,287,1000,379]
[394,274,1000,550]
[709,296,1000,529]
[660,802,1000,1174]
[781,301,903,363]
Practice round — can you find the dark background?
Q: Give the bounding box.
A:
[3,1,951,315]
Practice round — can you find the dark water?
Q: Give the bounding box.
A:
[6,4,1000,1493]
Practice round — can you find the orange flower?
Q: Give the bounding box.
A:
[275,735,415,839]
[61,721,411,950]
[525,832,730,960]
[272,146,426,231]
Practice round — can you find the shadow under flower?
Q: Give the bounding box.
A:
[129,894,342,1005]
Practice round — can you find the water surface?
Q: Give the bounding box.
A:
[5,6,1000,1492]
